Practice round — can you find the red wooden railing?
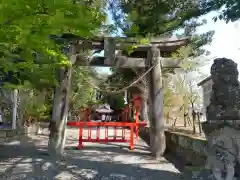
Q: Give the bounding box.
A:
[67,121,146,150]
[67,95,146,149]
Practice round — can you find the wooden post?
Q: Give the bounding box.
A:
[146,45,166,159]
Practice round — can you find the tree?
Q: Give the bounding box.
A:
[0,0,105,88]
[170,48,210,132]
[209,0,240,22]
[103,94,125,110]
[70,66,102,118]
[0,0,106,158]
[109,0,214,38]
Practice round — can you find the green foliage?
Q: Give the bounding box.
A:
[106,0,216,99]
[0,0,106,88]
[22,89,52,122]
[107,68,136,88]
[25,100,47,121]
[70,65,102,116]
[103,94,125,110]
[209,0,240,22]
[109,0,215,37]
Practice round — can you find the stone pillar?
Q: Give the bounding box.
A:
[140,96,148,122]
[48,44,74,158]
[12,89,18,130]
[146,45,165,159]
[104,37,116,66]
[140,82,149,123]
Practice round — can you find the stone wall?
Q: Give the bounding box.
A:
[0,122,49,142]
[165,130,207,166]
[140,127,208,166]
[0,129,19,138]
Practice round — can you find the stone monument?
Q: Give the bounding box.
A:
[202,58,240,180]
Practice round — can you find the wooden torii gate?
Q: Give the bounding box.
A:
[48,34,189,158]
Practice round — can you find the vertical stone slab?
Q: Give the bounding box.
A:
[104,37,116,66]
[146,45,166,159]
[12,89,18,130]
[140,76,149,123]
[140,93,148,122]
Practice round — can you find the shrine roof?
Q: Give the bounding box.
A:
[197,76,212,86]
[96,104,113,113]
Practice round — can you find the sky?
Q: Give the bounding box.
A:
[198,11,240,75]
[96,11,240,77]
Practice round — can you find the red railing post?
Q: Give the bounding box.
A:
[114,126,117,140]
[129,124,134,150]
[133,96,141,139]
[122,127,125,140]
[105,126,108,140]
[77,126,83,149]
[66,121,146,150]
[135,110,140,139]
[96,126,100,140]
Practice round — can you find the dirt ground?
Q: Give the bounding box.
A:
[0,128,210,180]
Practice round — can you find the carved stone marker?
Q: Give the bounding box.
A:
[206,58,240,121]
[202,58,240,180]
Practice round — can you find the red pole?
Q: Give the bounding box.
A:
[105,126,108,140]
[114,126,117,140]
[77,126,83,149]
[133,96,141,139]
[135,107,140,139]
[122,127,125,140]
[96,126,100,140]
[129,124,134,150]
[88,128,91,140]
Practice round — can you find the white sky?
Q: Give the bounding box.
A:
[97,11,240,76]
[198,11,240,75]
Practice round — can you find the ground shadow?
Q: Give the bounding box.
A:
[0,134,195,180]
[139,127,190,172]
[0,146,188,179]
[65,144,158,163]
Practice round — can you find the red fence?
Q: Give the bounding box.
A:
[67,121,146,150]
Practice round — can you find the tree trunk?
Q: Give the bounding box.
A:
[192,111,196,133]
[48,66,72,159]
[140,78,149,123]
[147,45,166,159]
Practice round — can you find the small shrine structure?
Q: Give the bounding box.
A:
[95,104,113,121]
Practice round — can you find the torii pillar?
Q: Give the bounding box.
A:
[146,45,165,159]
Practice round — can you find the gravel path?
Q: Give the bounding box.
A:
[0,128,199,180]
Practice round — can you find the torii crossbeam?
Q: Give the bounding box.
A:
[66,35,189,68]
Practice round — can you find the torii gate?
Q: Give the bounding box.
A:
[48,34,189,158]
